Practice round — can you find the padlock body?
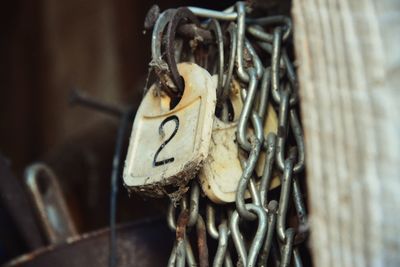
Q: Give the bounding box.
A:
[124,63,216,197]
[199,81,280,203]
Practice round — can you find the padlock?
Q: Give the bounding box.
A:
[199,79,280,203]
[123,62,216,198]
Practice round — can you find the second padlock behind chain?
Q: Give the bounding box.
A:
[124,2,308,267]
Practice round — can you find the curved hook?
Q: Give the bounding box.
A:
[257,66,271,121]
[230,204,268,266]
[289,109,305,174]
[167,181,199,230]
[167,201,196,267]
[258,201,278,266]
[275,93,304,174]
[187,181,200,227]
[25,163,77,244]
[235,2,263,82]
[221,22,237,103]
[166,7,200,93]
[218,22,237,122]
[196,215,209,267]
[270,27,298,106]
[277,149,296,242]
[247,15,292,43]
[208,19,224,99]
[213,221,232,267]
[275,87,290,172]
[188,6,237,21]
[235,110,263,221]
[206,203,219,239]
[236,71,257,150]
[259,133,277,207]
[151,9,176,68]
[280,228,295,267]
[206,204,233,267]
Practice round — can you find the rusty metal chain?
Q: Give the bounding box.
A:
[147,2,308,266]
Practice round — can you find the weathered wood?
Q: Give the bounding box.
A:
[293,0,400,266]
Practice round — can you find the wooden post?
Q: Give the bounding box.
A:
[292,0,400,266]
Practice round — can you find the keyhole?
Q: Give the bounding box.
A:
[169,78,185,110]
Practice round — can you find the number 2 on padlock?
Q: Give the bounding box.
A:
[123,62,216,197]
[152,115,179,167]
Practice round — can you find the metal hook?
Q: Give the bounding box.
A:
[235,132,263,221]
[206,204,233,267]
[196,215,209,267]
[167,196,197,267]
[168,241,178,267]
[230,204,268,266]
[168,240,196,267]
[208,19,224,102]
[150,9,180,98]
[25,163,77,244]
[280,228,295,267]
[221,22,237,103]
[259,133,277,207]
[275,87,290,173]
[206,203,219,239]
[276,148,296,242]
[276,103,305,174]
[247,15,292,43]
[151,9,176,67]
[237,69,262,152]
[235,2,263,82]
[257,67,271,121]
[293,248,304,267]
[270,27,298,106]
[188,6,237,21]
[258,200,278,266]
[217,22,237,122]
[188,181,200,227]
[166,7,200,93]
[289,109,305,174]
[213,221,233,267]
[167,181,199,229]
[292,175,308,245]
[175,209,189,267]
[235,72,264,220]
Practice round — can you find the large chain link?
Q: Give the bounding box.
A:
[147,2,308,266]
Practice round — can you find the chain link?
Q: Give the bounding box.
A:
[147,2,308,266]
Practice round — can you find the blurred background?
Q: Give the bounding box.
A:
[0,0,240,264]
[0,0,292,264]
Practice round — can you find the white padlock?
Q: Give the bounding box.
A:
[199,79,280,203]
[123,62,216,198]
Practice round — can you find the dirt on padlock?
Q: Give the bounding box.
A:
[127,159,204,204]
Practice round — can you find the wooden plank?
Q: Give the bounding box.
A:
[292,0,400,266]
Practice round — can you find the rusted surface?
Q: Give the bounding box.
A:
[176,209,189,241]
[177,24,213,43]
[5,219,173,267]
[196,216,209,267]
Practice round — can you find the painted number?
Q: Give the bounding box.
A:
[153,115,180,167]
